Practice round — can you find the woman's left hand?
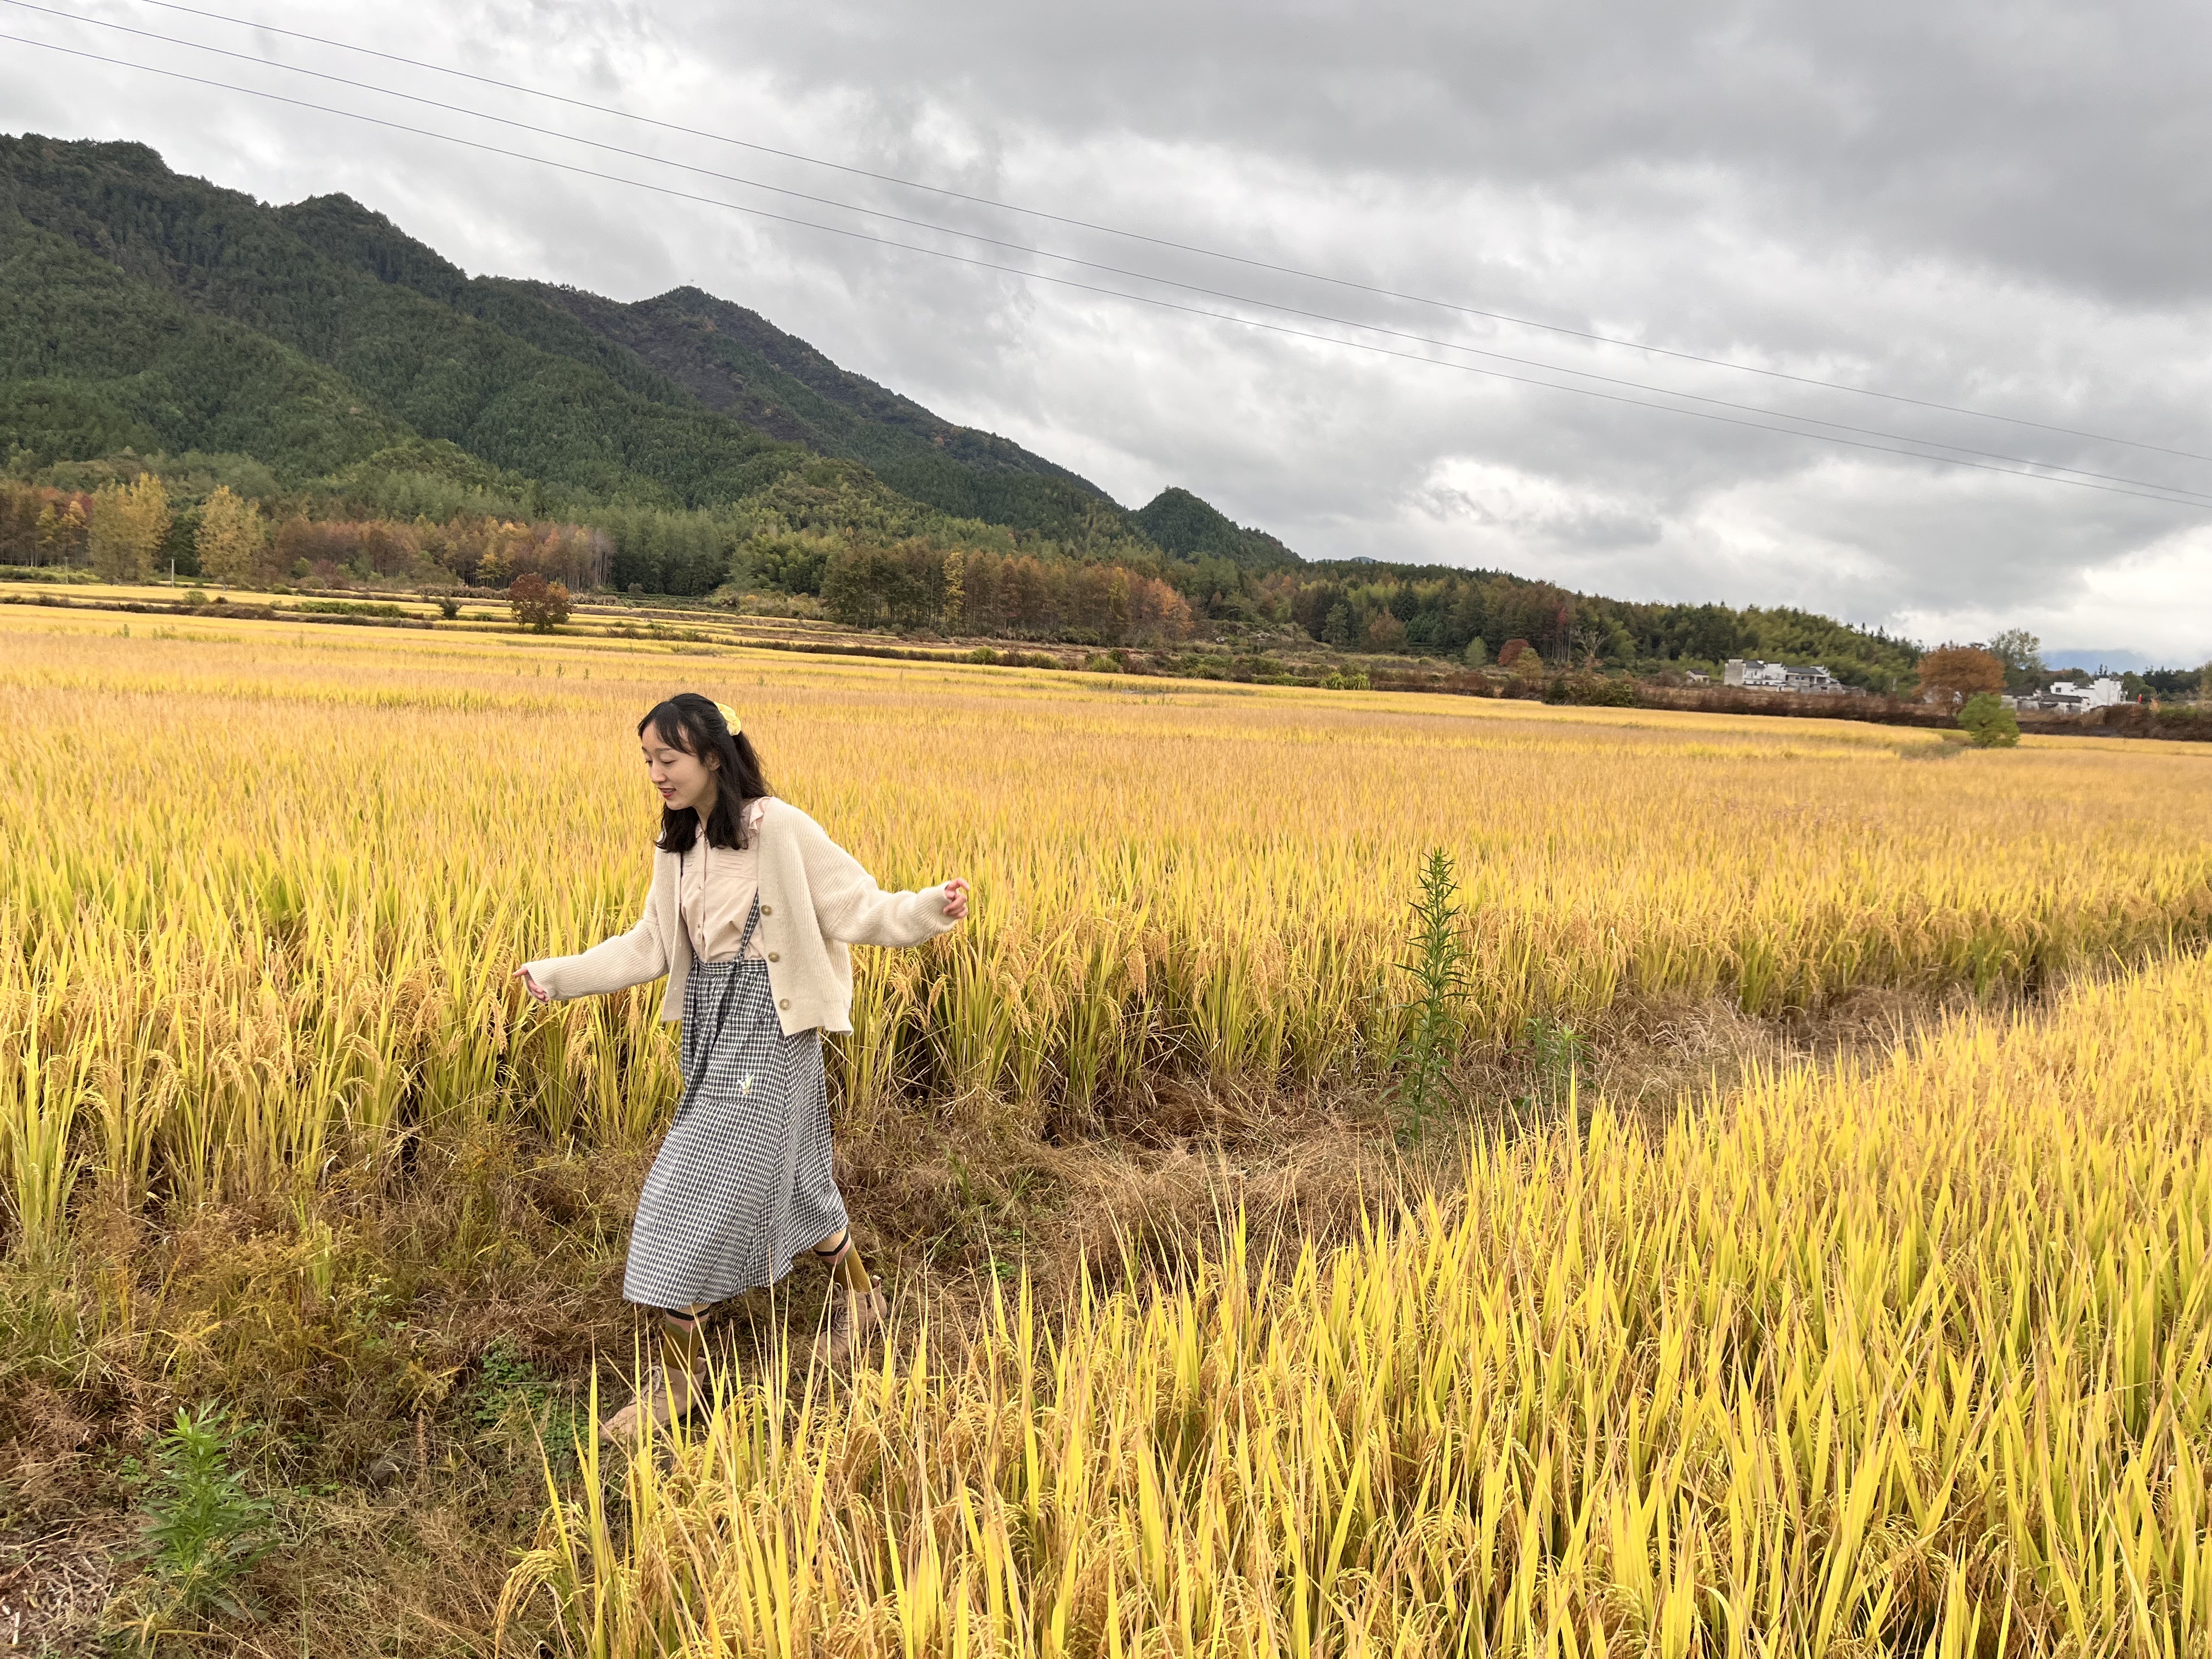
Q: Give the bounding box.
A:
[941,878,970,922]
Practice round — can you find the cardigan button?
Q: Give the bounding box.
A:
[767,951,779,962]
[760,904,773,916]
[777,997,791,1009]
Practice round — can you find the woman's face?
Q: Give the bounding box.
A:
[640,723,719,814]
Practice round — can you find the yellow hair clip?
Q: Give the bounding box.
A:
[714,701,742,736]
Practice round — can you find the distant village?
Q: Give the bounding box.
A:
[1700,657,2126,713]
[1681,663,2132,716]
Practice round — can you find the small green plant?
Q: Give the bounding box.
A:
[1515,1013,1587,1120]
[1393,847,1470,1142]
[466,1338,587,1477]
[130,1404,274,1629]
[1958,692,2021,747]
[437,595,460,620]
[182,586,211,606]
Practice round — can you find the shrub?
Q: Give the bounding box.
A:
[294,600,408,619]
[437,596,461,620]
[1083,652,1124,674]
[1959,692,2022,748]
[1549,674,1639,708]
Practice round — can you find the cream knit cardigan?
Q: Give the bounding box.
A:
[523,798,954,1035]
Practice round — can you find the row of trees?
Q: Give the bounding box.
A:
[1257,567,1921,686]
[0,475,177,582]
[1,474,616,590]
[0,460,1953,684]
[0,466,1199,646]
[821,542,1196,644]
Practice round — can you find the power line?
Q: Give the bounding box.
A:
[119,0,2212,465]
[9,0,2203,499]
[8,31,2211,514]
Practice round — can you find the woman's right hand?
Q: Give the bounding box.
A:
[512,966,550,1005]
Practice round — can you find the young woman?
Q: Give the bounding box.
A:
[515,692,969,1435]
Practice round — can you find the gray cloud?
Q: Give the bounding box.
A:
[4,0,2210,658]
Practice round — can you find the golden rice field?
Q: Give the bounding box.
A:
[2,605,2210,1220]
[509,944,2212,1657]
[4,603,2212,1655]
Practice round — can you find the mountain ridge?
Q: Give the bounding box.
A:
[0,133,1300,567]
[0,133,1959,686]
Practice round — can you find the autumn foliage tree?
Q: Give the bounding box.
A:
[1917,645,2005,708]
[509,571,572,632]
[87,472,170,583]
[33,498,88,566]
[194,485,267,587]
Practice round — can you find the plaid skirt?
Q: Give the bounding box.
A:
[620,927,848,1310]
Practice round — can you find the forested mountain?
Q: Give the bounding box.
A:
[1,137,797,505]
[0,135,1166,551]
[0,132,1922,680]
[1134,487,1300,571]
[511,284,1149,549]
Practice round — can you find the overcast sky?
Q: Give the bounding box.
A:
[7,0,2211,662]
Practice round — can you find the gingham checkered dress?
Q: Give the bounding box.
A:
[620,895,848,1310]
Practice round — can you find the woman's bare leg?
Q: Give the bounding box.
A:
[602,1305,709,1437]
[810,1226,871,1294]
[810,1227,886,1364]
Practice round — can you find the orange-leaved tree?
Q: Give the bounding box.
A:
[509,572,572,633]
[1917,645,2005,708]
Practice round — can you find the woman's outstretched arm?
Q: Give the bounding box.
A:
[514,857,673,1002]
[788,810,967,946]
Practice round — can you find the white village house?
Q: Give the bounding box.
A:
[1723,658,1855,695]
[2007,677,2124,714]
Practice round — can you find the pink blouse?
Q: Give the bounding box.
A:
[678,797,772,963]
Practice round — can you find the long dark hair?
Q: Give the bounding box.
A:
[638,693,771,854]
